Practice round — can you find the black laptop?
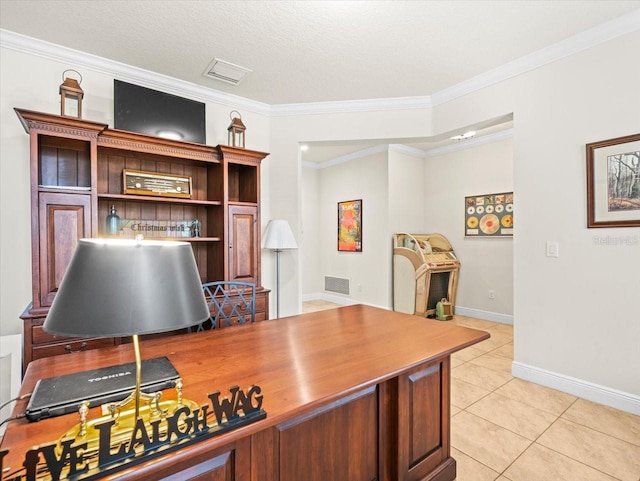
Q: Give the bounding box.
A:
[25,356,180,422]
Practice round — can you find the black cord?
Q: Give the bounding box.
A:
[0,413,26,427]
[0,393,31,427]
[0,393,31,412]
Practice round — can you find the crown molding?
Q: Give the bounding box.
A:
[304,128,514,169]
[388,144,426,158]
[270,96,431,117]
[302,144,389,170]
[3,9,639,115]
[431,9,640,106]
[423,128,513,158]
[0,29,272,116]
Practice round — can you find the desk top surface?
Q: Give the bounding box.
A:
[2,305,489,469]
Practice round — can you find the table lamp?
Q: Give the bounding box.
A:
[262,220,298,318]
[43,238,210,447]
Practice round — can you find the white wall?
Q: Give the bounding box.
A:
[303,147,429,306]
[301,165,322,295]
[269,109,433,316]
[510,33,640,403]
[304,138,514,322]
[317,151,390,307]
[423,138,514,320]
[430,31,640,410]
[388,148,427,234]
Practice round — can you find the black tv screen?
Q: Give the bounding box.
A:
[114,80,206,144]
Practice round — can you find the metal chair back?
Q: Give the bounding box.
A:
[194,281,256,331]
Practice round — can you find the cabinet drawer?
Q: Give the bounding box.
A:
[255,294,266,314]
[32,338,115,361]
[32,323,78,345]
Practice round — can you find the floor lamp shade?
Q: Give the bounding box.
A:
[44,238,210,337]
[262,220,298,250]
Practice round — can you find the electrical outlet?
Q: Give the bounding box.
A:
[357,284,363,293]
[488,290,495,299]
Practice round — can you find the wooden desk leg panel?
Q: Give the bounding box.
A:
[400,357,454,481]
[250,357,454,481]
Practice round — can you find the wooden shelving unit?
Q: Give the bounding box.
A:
[15,108,269,372]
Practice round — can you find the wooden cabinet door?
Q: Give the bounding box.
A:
[228,204,258,284]
[254,386,378,481]
[37,192,92,308]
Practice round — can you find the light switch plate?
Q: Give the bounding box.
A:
[546,241,559,257]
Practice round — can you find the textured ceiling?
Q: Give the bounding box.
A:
[1,0,639,105]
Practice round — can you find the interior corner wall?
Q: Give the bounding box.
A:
[269,109,432,316]
[318,151,391,308]
[512,32,640,402]
[423,139,514,320]
[301,165,322,295]
[431,31,640,408]
[388,150,427,234]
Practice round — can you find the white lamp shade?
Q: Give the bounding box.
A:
[263,220,298,250]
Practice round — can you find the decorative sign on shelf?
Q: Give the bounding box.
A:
[3,385,265,481]
[119,219,201,238]
[123,169,192,199]
[465,192,514,237]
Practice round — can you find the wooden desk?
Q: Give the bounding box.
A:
[1,305,489,481]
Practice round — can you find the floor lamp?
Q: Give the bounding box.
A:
[263,220,298,318]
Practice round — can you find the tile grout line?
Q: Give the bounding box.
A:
[524,405,626,481]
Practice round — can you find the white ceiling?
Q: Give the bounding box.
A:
[1,0,638,163]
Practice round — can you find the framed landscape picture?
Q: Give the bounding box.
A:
[586,133,640,228]
[338,199,362,251]
[465,192,513,237]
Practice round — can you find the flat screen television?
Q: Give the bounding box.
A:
[114,80,206,144]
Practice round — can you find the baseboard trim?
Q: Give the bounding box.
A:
[302,295,514,324]
[454,306,513,325]
[512,361,640,416]
[302,292,388,311]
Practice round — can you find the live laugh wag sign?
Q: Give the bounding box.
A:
[1,385,265,481]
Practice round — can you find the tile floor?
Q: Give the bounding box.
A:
[302,301,640,481]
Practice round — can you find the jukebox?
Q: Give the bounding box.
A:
[393,233,460,318]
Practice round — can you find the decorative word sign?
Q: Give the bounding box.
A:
[1,385,265,481]
[119,219,200,238]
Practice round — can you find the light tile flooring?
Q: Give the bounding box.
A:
[302,301,640,481]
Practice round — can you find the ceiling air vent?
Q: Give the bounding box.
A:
[204,58,252,85]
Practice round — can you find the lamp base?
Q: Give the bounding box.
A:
[56,380,200,456]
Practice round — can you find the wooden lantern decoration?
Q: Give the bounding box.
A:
[59,69,84,118]
[227,110,246,148]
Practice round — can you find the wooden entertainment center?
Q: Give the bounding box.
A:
[15,108,269,372]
